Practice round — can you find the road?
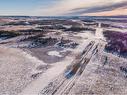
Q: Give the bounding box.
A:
[19,22,105,95]
[39,41,101,95]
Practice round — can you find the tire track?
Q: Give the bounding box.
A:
[56,42,99,95]
[39,41,99,95]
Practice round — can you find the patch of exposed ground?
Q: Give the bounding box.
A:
[25,47,71,64]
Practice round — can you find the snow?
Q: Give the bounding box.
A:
[72,32,94,54]
[1,19,126,95]
[22,50,47,66]
[18,56,74,95]
[0,46,47,95]
[95,23,105,40]
[18,32,91,95]
[47,51,62,57]
[0,22,107,95]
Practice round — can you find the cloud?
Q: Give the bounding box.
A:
[84,7,127,16]
[68,1,127,15]
[37,0,127,16]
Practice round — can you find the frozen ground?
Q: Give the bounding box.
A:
[0,17,127,95]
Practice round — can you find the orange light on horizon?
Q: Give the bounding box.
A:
[84,7,127,16]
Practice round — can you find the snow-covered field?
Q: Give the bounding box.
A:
[0,29,90,95]
[0,46,48,95]
[0,17,127,95]
[19,31,90,95]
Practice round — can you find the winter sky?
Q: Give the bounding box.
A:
[0,0,127,16]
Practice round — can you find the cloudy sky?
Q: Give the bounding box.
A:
[0,0,127,16]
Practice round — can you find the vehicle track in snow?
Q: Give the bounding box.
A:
[39,41,100,95]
